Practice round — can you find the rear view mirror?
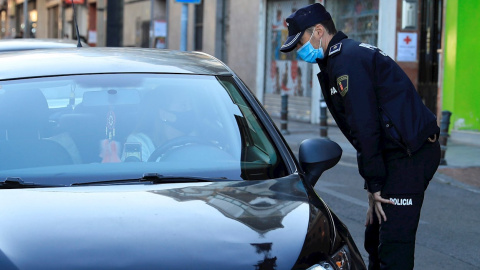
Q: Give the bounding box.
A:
[299,138,342,186]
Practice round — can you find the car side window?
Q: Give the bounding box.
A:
[217,77,280,168]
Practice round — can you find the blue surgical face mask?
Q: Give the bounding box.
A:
[297,33,324,63]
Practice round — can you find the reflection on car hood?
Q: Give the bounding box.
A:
[0,177,312,269]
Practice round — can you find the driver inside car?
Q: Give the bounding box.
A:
[122,89,196,162]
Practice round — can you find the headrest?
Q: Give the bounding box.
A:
[0,89,49,137]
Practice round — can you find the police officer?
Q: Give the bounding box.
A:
[280,3,441,270]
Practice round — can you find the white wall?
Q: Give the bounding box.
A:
[378,0,397,58]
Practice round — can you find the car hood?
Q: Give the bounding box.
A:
[0,176,317,270]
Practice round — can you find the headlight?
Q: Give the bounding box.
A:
[306,245,351,270]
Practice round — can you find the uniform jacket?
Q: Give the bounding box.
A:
[316,31,440,193]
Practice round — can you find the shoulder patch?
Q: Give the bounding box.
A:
[329,43,342,57]
[359,43,388,56]
[359,43,377,51]
[337,75,349,97]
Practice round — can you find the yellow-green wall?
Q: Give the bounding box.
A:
[443,0,480,131]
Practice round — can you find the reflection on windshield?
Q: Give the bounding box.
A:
[0,74,288,184]
[151,177,306,235]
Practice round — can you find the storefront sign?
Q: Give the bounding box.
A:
[397,32,417,62]
[154,20,167,49]
[175,0,201,3]
[64,0,85,4]
[88,30,97,44]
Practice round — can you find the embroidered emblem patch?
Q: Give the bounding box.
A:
[337,75,349,97]
[329,43,342,56]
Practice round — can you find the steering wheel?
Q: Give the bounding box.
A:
[147,136,215,162]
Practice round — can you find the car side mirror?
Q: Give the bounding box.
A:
[298,138,342,186]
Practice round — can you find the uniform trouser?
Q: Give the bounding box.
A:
[364,140,440,270]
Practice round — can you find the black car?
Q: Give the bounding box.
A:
[0,38,88,52]
[0,48,365,270]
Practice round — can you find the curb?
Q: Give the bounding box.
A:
[433,172,480,194]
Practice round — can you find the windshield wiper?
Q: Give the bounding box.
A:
[0,177,62,189]
[71,173,227,186]
[140,173,226,183]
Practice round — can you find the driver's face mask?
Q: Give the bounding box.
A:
[170,110,195,134]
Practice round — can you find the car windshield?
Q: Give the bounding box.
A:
[0,74,289,185]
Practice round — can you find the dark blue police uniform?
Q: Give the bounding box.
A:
[317,31,441,269]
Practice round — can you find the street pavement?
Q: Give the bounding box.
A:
[273,117,480,193]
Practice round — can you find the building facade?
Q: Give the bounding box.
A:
[442,0,480,141]
[1,0,478,138]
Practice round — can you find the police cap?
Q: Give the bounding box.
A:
[280,3,332,53]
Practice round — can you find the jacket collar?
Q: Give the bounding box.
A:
[316,31,348,68]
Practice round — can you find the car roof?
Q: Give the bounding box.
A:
[0,47,233,80]
[0,38,89,52]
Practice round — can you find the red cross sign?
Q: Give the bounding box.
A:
[404,35,412,45]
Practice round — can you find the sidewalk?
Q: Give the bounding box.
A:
[272,117,480,192]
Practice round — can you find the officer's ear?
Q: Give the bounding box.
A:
[314,24,325,37]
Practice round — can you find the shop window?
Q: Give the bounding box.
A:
[265,0,314,98]
[264,0,314,122]
[327,0,379,45]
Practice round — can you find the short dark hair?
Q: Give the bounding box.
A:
[320,19,337,35]
[305,19,337,35]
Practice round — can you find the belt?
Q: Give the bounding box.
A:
[427,134,437,143]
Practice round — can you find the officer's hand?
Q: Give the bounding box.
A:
[372,191,394,224]
[365,192,375,226]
